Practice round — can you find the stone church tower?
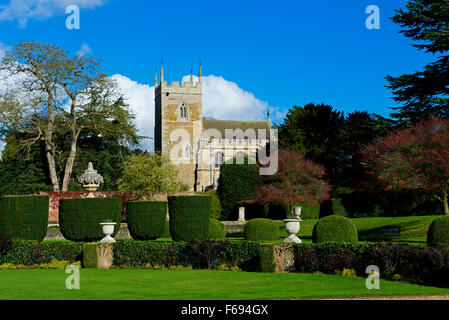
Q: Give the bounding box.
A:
[154,63,203,188]
[155,63,272,192]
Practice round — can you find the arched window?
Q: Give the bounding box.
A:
[215,152,224,168]
[180,103,187,119]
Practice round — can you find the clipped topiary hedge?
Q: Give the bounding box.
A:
[312,215,358,244]
[427,216,449,247]
[126,201,167,240]
[209,219,226,240]
[168,195,211,242]
[244,218,280,241]
[0,196,49,241]
[59,198,122,242]
[0,239,83,265]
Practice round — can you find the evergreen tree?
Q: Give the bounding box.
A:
[386,0,449,124]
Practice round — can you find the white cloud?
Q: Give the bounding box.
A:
[182,75,269,121]
[0,0,106,28]
[77,43,92,57]
[112,74,272,151]
[111,74,155,151]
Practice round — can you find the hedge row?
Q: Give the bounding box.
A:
[3,239,449,287]
[0,196,49,241]
[112,239,264,271]
[0,239,83,265]
[126,201,167,240]
[293,243,449,287]
[168,196,211,242]
[59,198,122,242]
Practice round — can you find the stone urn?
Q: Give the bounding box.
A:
[100,222,117,243]
[283,206,302,244]
[78,162,104,198]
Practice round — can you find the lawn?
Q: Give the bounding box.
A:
[0,269,448,300]
[226,215,438,243]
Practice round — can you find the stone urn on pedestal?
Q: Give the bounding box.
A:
[78,162,104,198]
[283,206,302,244]
[100,220,117,243]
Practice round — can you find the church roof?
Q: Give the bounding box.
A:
[202,118,270,139]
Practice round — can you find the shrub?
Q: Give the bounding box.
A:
[209,219,226,240]
[427,216,449,247]
[82,243,98,268]
[126,201,167,240]
[244,218,280,241]
[112,239,263,271]
[0,196,49,241]
[199,190,222,219]
[0,240,83,265]
[168,196,211,242]
[312,215,358,244]
[59,198,122,242]
[217,156,260,220]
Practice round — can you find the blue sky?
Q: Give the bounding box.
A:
[0,0,435,147]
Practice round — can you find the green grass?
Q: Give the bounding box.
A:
[226,216,439,243]
[0,269,448,300]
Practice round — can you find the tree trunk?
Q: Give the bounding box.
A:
[61,109,80,192]
[45,93,59,191]
[45,140,59,191]
[444,191,449,215]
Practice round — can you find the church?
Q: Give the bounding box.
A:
[154,64,273,191]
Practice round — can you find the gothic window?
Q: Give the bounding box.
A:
[215,152,224,168]
[180,103,187,119]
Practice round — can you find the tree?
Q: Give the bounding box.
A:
[216,156,260,220]
[340,111,382,188]
[0,41,139,191]
[117,153,188,200]
[250,149,331,214]
[361,117,449,214]
[386,0,449,124]
[277,103,345,186]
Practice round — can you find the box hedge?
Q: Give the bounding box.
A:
[427,216,449,248]
[244,218,280,241]
[0,196,49,241]
[168,196,211,242]
[209,219,226,240]
[0,239,83,265]
[126,201,167,240]
[312,215,358,244]
[112,239,263,271]
[59,198,122,242]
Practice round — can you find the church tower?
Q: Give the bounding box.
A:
[154,63,203,189]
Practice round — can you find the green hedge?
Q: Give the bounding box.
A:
[59,198,122,242]
[209,219,226,240]
[113,239,262,271]
[312,215,358,244]
[244,218,280,241]
[126,201,167,240]
[0,196,49,241]
[293,243,449,288]
[82,243,98,268]
[168,196,211,242]
[0,239,83,265]
[427,216,449,247]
